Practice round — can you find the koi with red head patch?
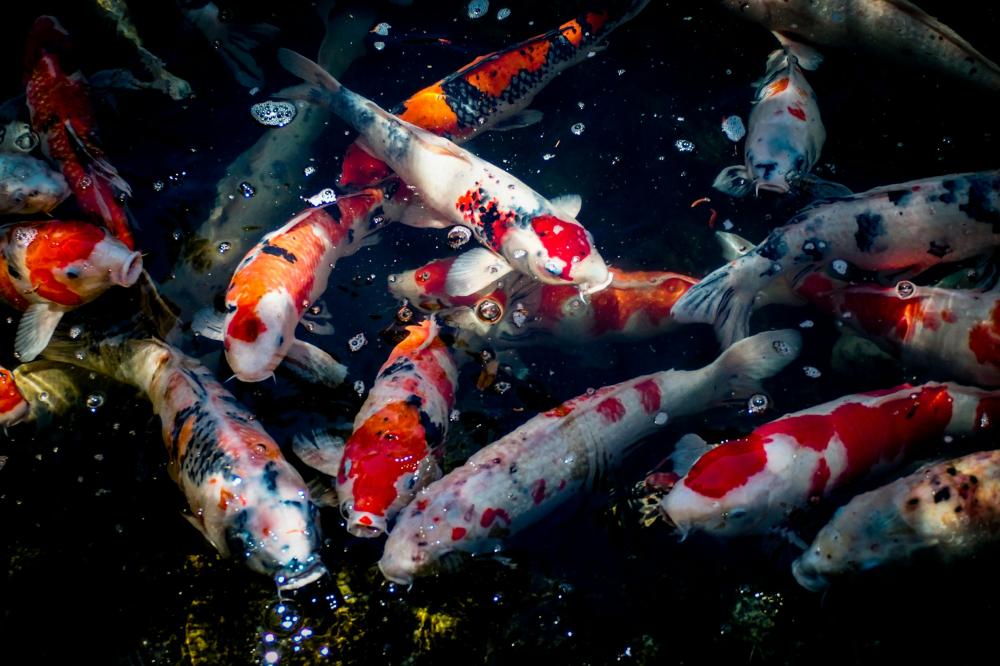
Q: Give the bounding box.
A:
[334,320,459,537]
[805,281,1000,387]
[0,219,141,361]
[219,186,398,383]
[0,366,29,427]
[339,0,650,190]
[662,382,1000,537]
[279,50,611,293]
[793,448,1000,591]
[40,333,326,589]
[379,329,801,584]
[24,16,135,249]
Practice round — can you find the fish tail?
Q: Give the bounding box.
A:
[276,49,355,117]
[706,328,802,405]
[672,259,766,347]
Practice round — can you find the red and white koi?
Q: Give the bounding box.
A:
[24,16,135,249]
[278,50,611,295]
[335,320,459,538]
[662,382,1000,537]
[378,329,801,584]
[673,170,1000,346]
[0,366,29,427]
[41,334,327,589]
[802,278,1000,387]
[793,448,1000,591]
[0,219,142,361]
[218,186,399,382]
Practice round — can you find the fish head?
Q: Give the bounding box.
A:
[377,496,446,585]
[0,121,40,154]
[387,256,457,309]
[223,292,297,382]
[0,155,69,214]
[22,221,141,306]
[0,367,29,427]
[339,141,392,190]
[25,16,72,73]
[521,215,610,293]
[222,461,327,590]
[340,399,440,538]
[712,165,754,198]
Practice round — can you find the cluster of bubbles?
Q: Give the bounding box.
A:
[467,0,489,19]
[249,101,298,128]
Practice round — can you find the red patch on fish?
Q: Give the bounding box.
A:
[24,220,104,306]
[787,106,806,121]
[531,479,547,505]
[596,397,626,423]
[634,379,661,414]
[809,458,830,497]
[480,507,511,528]
[941,310,957,323]
[451,527,467,541]
[339,143,393,190]
[546,404,573,418]
[226,307,266,343]
[975,395,1000,431]
[358,514,373,526]
[968,300,1000,366]
[530,216,592,280]
[685,437,767,499]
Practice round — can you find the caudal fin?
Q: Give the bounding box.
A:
[276,48,342,107]
[672,256,771,347]
[707,328,801,404]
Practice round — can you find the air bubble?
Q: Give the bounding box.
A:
[239,182,256,198]
[217,242,232,254]
[467,0,489,19]
[476,299,503,323]
[86,393,105,411]
[250,100,297,127]
[831,259,848,275]
[372,22,391,36]
[674,139,695,153]
[493,381,511,394]
[570,123,585,136]
[447,226,472,249]
[772,340,791,355]
[497,7,511,20]
[802,366,822,378]
[348,333,367,352]
[306,188,337,206]
[353,380,365,396]
[747,393,769,414]
[374,41,386,51]
[896,280,916,299]
[654,412,668,426]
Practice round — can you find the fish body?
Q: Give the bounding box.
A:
[337,320,459,537]
[714,49,825,197]
[0,366,29,427]
[662,382,1000,537]
[278,50,611,293]
[42,334,326,589]
[720,0,1000,92]
[0,153,69,215]
[0,219,142,361]
[24,16,135,249]
[339,0,650,189]
[803,279,1000,387]
[673,170,1000,346]
[223,186,395,381]
[792,448,1000,590]
[378,329,802,584]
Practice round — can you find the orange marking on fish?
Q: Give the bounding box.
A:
[464,41,552,97]
[25,220,104,306]
[762,77,789,98]
[397,83,461,136]
[218,488,235,511]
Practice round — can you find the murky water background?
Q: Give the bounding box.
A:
[3,1,1000,663]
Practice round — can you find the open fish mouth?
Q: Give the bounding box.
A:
[579,271,614,296]
[275,560,328,590]
[754,181,790,195]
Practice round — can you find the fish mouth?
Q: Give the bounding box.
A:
[754,181,790,196]
[579,271,614,296]
[377,559,414,586]
[791,557,829,592]
[346,511,387,539]
[116,252,143,287]
[276,561,328,590]
[1,400,30,427]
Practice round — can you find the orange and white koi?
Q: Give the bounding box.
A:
[662,382,1000,538]
[379,329,801,584]
[673,171,1000,347]
[793,448,1000,591]
[24,16,135,249]
[332,320,459,538]
[0,366,29,427]
[215,186,399,382]
[339,0,650,189]
[278,50,611,296]
[41,333,327,589]
[0,219,142,361]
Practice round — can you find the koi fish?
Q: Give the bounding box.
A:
[0,366,29,427]
[277,50,611,295]
[662,382,1000,537]
[211,185,399,382]
[335,320,459,537]
[378,329,801,584]
[339,0,651,189]
[802,278,1000,387]
[673,170,1000,346]
[720,0,1000,92]
[0,219,142,361]
[24,16,135,249]
[0,154,69,215]
[793,448,1000,591]
[714,46,839,197]
[0,120,40,154]
[390,254,698,345]
[41,331,327,589]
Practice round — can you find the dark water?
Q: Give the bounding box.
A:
[3,1,1000,663]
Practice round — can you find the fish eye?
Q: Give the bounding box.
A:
[15,131,39,152]
[65,268,80,279]
[544,260,562,276]
[728,508,749,520]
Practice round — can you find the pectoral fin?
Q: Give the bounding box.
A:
[444,248,514,297]
[15,304,64,362]
[550,194,583,218]
[490,109,544,132]
[283,339,348,387]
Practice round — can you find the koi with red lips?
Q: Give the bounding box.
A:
[339,0,650,190]
[24,16,135,249]
[334,320,459,538]
[802,278,1000,387]
[662,382,1000,538]
[0,219,142,361]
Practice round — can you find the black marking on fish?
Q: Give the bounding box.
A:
[383,118,412,162]
[938,178,959,204]
[225,510,253,562]
[854,212,884,253]
[262,461,279,493]
[347,229,355,244]
[886,189,913,206]
[418,405,445,448]
[757,233,788,261]
[7,264,19,280]
[368,205,387,230]
[378,356,416,379]
[261,244,297,263]
[328,200,343,222]
[927,241,951,258]
[959,173,1000,232]
[796,238,826,263]
[754,162,778,180]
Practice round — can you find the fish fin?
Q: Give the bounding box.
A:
[292,429,346,477]
[444,248,514,297]
[282,339,348,388]
[772,525,809,550]
[670,433,711,477]
[306,477,339,508]
[789,173,853,199]
[707,328,801,405]
[672,258,767,347]
[300,300,335,336]
[15,304,63,362]
[550,193,583,218]
[398,202,452,229]
[715,231,756,261]
[277,48,341,100]
[63,121,132,196]
[770,32,823,70]
[713,165,753,198]
[192,307,225,342]
[489,109,544,132]
[183,513,229,557]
